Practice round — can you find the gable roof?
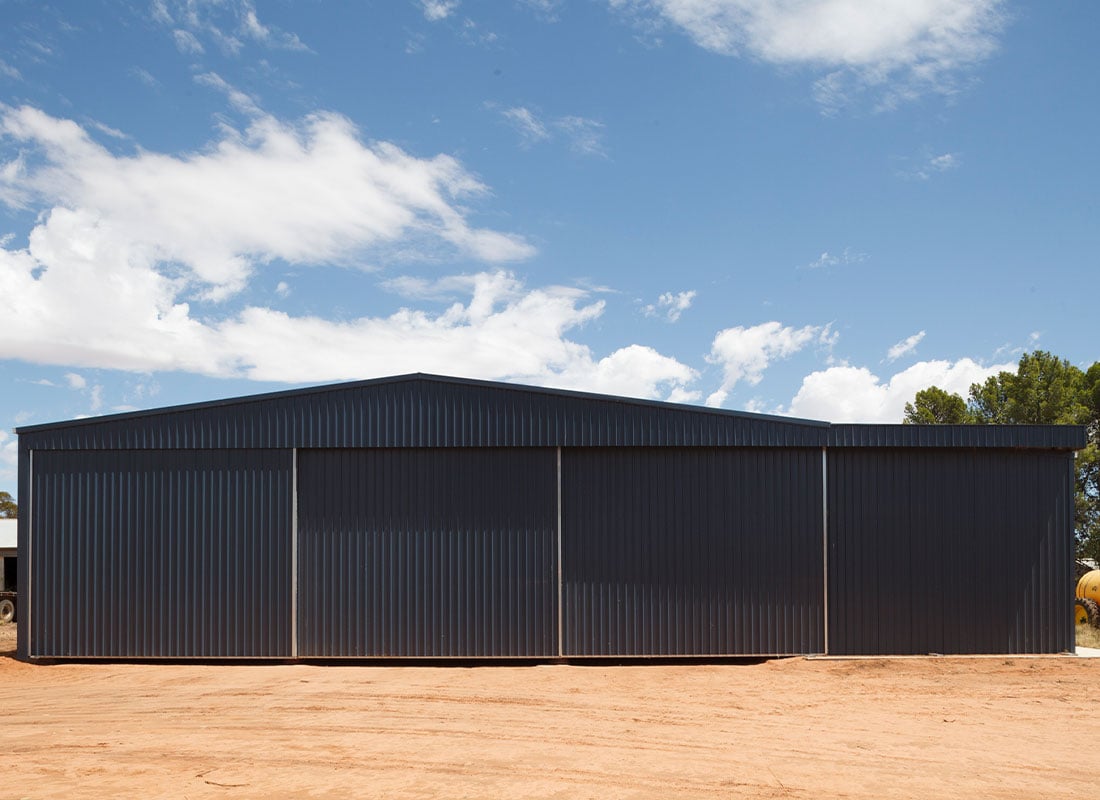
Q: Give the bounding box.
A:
[14,373,1086,451]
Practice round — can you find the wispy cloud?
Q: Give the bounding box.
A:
[239,3,308,50]
[194,71,264,116]
[612,0,1006,110]
[642,290,695,322]
[0,58,22,81]
[64,372,87,390]
[501,107,550,146]
[420,0,460,21]
[61,371,104,412]
[886,330,926,362]
[499,106,607,156]
[992,331,1042,360]
[172,29,205,55]
[87,120,129,140]
[412,7,498,47]
[382,274,488,302]
[519,0,563,22]
[803,246,866,270]
[130,67,161,89]
[459,18,499,46]
[556,115,607,156]
[154,0,308,56]
[899,151,961,180]
[929,153,959,172]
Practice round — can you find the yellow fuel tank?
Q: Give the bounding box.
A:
[1077,570,1100,602]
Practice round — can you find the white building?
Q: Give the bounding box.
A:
[0,518,16,593]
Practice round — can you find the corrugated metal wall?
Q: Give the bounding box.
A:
[16,441,30,660]
[827,424,1082,449]
[827,449,1075,655]
[297,448,557,657]
[14,376,1084,660]
[29,449,292,658]
[21,376,1085,455]
[19,375,829,451]
[561,448,824,656]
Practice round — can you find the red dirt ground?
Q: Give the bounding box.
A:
[0,624,1094,799]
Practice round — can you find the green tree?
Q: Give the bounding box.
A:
[1077,444,1100,563]
[0,491,15,519]
[1076,363,1100,563]
[904,351,1100,561]
[968,351,1087,425]
[903,386,973,424]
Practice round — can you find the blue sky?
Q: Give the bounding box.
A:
[1,0,1097,494]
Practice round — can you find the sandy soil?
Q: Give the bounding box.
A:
[0,624,1095,799]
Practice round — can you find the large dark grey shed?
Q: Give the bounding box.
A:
[15,373,1086,660]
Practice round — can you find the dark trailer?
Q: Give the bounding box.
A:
[14,374,1086,661]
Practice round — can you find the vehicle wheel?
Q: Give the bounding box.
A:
[0,598,14,624]
[1076,598,1091,625]
[1082,597,1100,629]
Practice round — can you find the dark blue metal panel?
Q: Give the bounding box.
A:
[297,448,557,657]
[12,373,1084,661]
[827,449,1075,655]
[16,440,30,661]
[18,376,1083,454]
[16,374,830,451]
[828,424,1085,449]
[29,449,292,658]
[561,448,824,656]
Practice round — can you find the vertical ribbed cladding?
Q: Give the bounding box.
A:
[560,448,824,656]
[827,424,1086,449]
[827,449,1075,655]
[17,375,831,451]
[296,448,558,657]
[29,449,292,659]
[16,442,31,661]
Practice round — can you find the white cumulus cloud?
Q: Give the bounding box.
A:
[0,192,691,397]
[0,102,699,403]
[705,321,833,407]
[0,103,534,300]
[785,357,1009,422]
[613,0,1006,108]
[0,207,695,395]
